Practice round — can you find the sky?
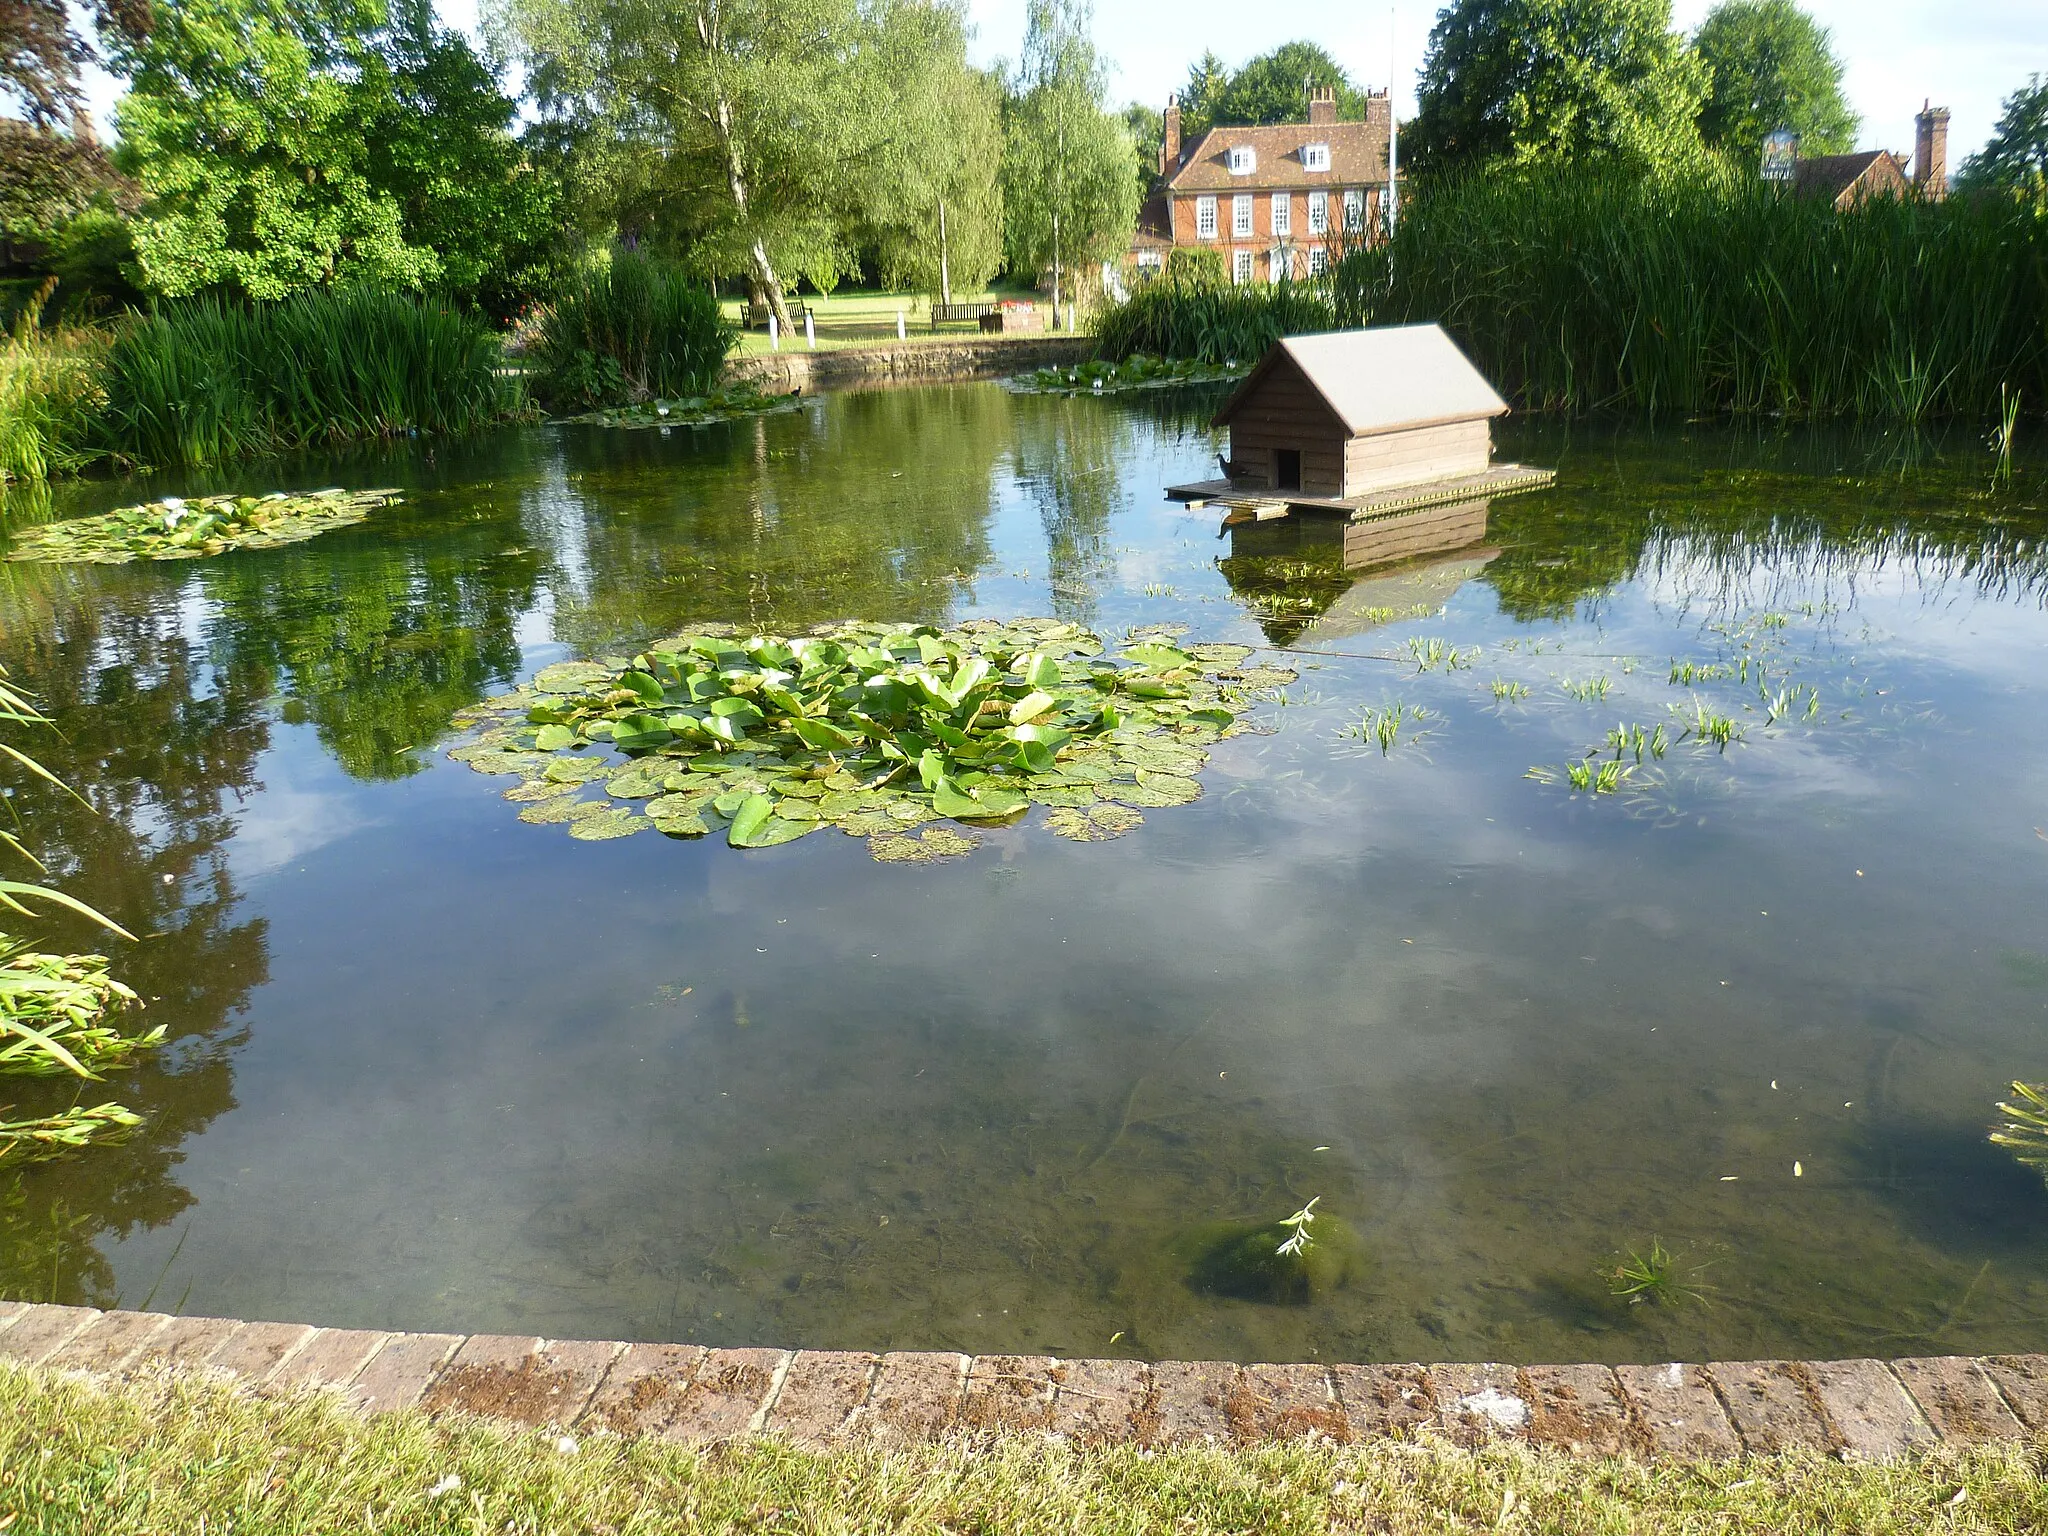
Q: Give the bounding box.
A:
[77,0,2045,171]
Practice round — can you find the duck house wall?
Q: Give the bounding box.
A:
[1343,419,1493,496]
[1223,369,1348,494]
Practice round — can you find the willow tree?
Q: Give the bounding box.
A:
[1001,0,1137,314]
[861,5,1003,304]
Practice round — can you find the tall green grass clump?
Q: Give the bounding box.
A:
[1335,165,2048,422]
[529,251,737,410]
[0,288,110,484]
[1093,272,1338,366]
[99,289,519,469]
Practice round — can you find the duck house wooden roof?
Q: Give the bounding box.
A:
[1206,325,1513,503]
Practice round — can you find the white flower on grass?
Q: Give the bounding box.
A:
[428,1474,463,1498]
[555,1435,580,1455]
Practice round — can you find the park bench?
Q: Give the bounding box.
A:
[931,301,997,329]
[746,299,813,331]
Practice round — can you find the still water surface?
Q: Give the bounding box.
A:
[3,384,2046,1366]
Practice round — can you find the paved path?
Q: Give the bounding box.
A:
[3,1300,2042,1460]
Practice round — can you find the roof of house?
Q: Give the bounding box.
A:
[1166,111,1389,194]
[1792,150,1908,207]
[1214,326,1509,436]
[1130,193,1173,249]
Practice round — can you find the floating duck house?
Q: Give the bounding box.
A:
[1167,324,1552,520]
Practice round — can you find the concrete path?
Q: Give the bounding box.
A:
[3,1300,2042,1460]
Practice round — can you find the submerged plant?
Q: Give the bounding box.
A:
[1489,678,1530,702]
[0,1103,142,1164]
[451,620,1292,859]
[5,489,401,565]
[1679,699,1744,751]
[1559,675,1612,702]
[1408,637,1472,672]
[1342,701,1429,756]
[1274,1196,1320,1258]
[1605,722,1668,763]
[1991,1082,2048,1187]
[1187,1195,1362,1305]
[1605,1238,1701,1308]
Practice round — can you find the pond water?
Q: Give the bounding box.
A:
[4,385,2047,1368]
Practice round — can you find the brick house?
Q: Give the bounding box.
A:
[1789,103,1950,209]
[1129,86,1393,284]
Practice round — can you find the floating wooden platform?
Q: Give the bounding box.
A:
[1165,462,1554,524]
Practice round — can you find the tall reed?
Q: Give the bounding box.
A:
[98,289,520,469]
[0,289,111,484]
[1335,165,2048,421]
[1092,275,1339,366]
[529,251,737,410]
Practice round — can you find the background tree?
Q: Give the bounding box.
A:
[1001,0,1137,312]
[1174,50,1229,141]
[1122,102,1162,197]
[1407,0,1708,177]
[860,4,1005,304]
[1957,75,2048,193]
[1208,41,1372,128]
[493,0,904,330]
[1693,0,1855,161]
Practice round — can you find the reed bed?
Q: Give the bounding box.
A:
[98,289,520,469]
[1335,167,2048,421]
[0,300,111,484]
[1092,275,1338,366]
[528,251,737,410]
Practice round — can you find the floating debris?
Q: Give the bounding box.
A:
[1008,354,1247,396]
[554,388,802,430]
[4,488,401,564]
[448,619,1287,859]
[1991,1081,2048,1189]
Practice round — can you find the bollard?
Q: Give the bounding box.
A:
[1067,303,1076,333]
[805,312,816,350]
[769,314,779,352]
[896,310,906,341]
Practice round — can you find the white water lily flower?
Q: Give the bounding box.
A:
[427,1474,462,1498]
[161,496,185,511]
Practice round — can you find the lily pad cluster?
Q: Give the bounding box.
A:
[554,388,802,430]
[1010,354,1246,396]
[447,618,1293,860]
[4,488,401,564]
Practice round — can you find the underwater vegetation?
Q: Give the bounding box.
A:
[449,619,1295,858]
[1991,1083,2048,1189]
[1604,1238,1707,1309]
[4,489,401,564]
[1342,701,1430,756]
[1010,355,1246,396]
[1187,1197,1365,1305]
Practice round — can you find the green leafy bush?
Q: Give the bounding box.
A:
[0,302,110,483]
[1093,275,1337,366]
[529,252,737,411]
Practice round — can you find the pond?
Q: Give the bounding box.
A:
[3,384,2047,1369]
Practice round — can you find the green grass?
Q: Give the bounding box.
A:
[99,289,519,469]
[1337,164,2048,421]
[0,313,109,483]
[4,1363,2048,1535]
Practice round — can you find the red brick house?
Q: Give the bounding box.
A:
[1130,86,1393,284]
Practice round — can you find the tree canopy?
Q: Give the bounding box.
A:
[1407,0,1708,177]
[1693,0,1855,161]
[1172,41,1371,142]
[1958,75,2048,193]
[1001,0,1137,310]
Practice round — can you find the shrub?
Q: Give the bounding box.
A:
[529,251,737,411]
[1093,274,1338,365]
[0,291,110,483]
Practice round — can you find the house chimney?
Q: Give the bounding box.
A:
[1307,84,1337,126]
[1914,101,1950,198]
[1162,94,1182,176]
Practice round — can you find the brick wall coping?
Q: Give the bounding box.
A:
[722,336,1090,395]
[2,1300,2042,1461]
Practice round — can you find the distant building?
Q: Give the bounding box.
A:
[1128,86,1392,285]
[1789,102,1949,208]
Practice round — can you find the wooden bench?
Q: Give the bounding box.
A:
[931,302,997,329]
[746,299,813,331]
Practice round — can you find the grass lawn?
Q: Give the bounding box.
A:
[5,1362,2048,1534]
[722,287,1088,355]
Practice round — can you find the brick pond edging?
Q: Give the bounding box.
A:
[722,336,1090,395]
[3,1300,2044,1461]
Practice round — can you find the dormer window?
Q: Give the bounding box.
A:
[1228,145,1257,175]
[1303,143,1331,172]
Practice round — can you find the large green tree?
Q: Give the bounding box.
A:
[1001,0,1137,312]
[1173,42,1370,142]
[1693,0,1855,161]
[0,0,149,250]
[1958,75,2048,192]
[1407,0,1708,176]
[110,0,555,307]
[860,5,1005,303]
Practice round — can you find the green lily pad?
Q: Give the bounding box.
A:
[1045,804,1145,842]
[567,808,648,840]
[4,488,402,565]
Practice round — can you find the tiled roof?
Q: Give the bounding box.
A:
[1166,116,1388,193]
[1131,193,1173,248]
[1792,151,1906,206]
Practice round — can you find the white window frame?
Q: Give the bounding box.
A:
[1303,143,1331,172]
[1232,193,1253,238]
[1232,249,1254,285]
[1343,188,1365,232]
[1195,195,1217,239]
[1308,246,1329,277]
[1270,193,1291,238]
[1228,145,1257,175]
[1307,190,1328,235]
